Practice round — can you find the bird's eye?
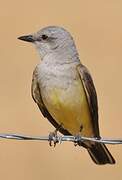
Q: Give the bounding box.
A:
[41,34,48,40]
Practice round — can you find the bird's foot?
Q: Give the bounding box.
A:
[74,134,81,146]
[48,123,63,147]
[48,130,59,147]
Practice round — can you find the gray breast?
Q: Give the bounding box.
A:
[37,60,79,91]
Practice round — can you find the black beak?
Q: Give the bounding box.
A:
[18,35,35,42]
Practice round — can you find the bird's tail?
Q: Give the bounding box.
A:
[87,143,115,165]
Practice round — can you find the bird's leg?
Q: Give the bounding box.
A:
[48,130,58,147]
[74,125,89,148]
[74,125,83,146]
[74,134,81,146]
[48,123,63,147]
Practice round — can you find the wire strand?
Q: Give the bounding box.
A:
[0,133,122,145]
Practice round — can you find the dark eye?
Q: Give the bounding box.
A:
[41,34,48,40]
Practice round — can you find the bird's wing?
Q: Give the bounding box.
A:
[77,64,100,137]
[31,67,70,135]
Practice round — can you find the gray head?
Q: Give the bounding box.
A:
[18,26,79,60]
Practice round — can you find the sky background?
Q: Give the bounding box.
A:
[0,0,122,179]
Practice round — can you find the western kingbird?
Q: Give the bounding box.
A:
[18,26,115,165]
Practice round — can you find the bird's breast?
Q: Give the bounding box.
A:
[37,61,83,116]
[37,60,79,90]
[37,61,93,136]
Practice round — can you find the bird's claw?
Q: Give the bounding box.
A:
[74,135,81,146]
[48,132,59,147]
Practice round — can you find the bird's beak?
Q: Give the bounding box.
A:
[18,35,35,43]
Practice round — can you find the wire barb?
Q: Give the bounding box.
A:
[0,133,122,145]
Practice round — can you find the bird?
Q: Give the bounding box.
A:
[18,26,115,165]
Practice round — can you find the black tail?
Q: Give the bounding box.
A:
[87,143,115,165]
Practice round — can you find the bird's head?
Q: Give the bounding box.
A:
[18,26,77,59]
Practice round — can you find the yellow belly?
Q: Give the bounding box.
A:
[42,79,94,137]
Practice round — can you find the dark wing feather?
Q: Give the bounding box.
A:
[31,67,70,135]
[77,64,100,137]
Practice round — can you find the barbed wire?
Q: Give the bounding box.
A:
[0,133,122,145]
